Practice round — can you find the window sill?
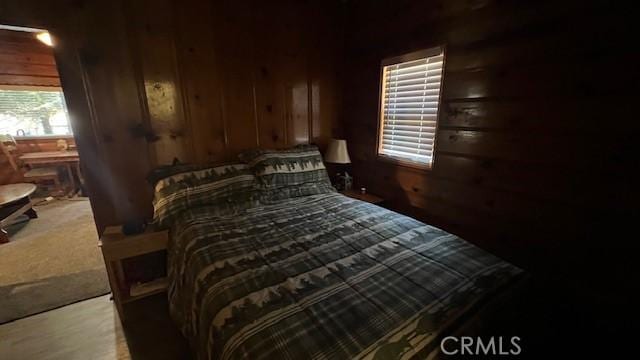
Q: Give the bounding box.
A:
[376,154,433,171]
[14,134,74,141]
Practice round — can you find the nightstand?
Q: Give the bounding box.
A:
[340,189,384,205]
[99,226,168,321]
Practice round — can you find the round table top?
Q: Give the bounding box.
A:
[0,183,37,206]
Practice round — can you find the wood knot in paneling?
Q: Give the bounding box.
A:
[169,130,183,140]
[130,123,159,142]
[145,133,160,142]
[130,123,147,138]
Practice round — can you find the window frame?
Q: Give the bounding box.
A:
[376,46,446,170]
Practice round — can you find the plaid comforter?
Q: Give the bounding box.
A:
[167,192,522,360]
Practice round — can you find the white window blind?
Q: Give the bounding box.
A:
[378,47,444,167]
[0,89,72,137]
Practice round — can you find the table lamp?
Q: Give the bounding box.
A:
[324,139,352,190]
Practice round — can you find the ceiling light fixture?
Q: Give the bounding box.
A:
[36,32,53,46]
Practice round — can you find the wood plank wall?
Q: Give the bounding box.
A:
[123,0,342,165]
[0,0,343,230]
[0,28,64,184]
[13,136,75,154]
[342,0,637,302]
[0,29,60,87]
[3,0,635,305]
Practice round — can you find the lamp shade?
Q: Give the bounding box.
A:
[324,139,351,164]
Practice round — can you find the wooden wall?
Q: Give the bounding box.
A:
[13,136,75,153]
[0,28,64,184]
[343,0,636,304]
[0,0,343,230]
[124,0,342,166]
[0,29,60,87]
[3,0,634,305]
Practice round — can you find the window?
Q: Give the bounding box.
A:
[377,46,445,168]
[0,89,72,137]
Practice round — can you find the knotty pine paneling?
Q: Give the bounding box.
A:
[343,0,637,304]
[0,29,65,184]
[124,0,191,166]
[0,0,342,231]
[75,0,155,223]
[126,0,342,165]
[172,0,226,163]
[0,29,60,87]
[212,0,259,154]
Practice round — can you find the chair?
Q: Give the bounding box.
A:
[0,134,63,194]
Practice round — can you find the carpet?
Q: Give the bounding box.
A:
[0,198,110,324]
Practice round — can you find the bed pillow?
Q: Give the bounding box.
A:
[152,163,259,228]
[147,163,209,187]
[238,145,335,200]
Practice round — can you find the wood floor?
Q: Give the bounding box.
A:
[0,293,190,360]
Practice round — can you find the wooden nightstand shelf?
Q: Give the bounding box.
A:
[340,189,384,205]
[99,226,168,321]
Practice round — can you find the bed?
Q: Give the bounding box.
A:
[151,146,524,360]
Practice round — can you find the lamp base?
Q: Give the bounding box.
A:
[334,171,353,191]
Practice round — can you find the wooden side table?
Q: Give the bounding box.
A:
[340,189,384,205]
[99,226,168,321]
[0,183,37,244]
[19,150,81,194]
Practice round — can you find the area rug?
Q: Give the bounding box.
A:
[0,198,110,324]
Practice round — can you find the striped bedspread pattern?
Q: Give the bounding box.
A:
[168,192,521,359]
